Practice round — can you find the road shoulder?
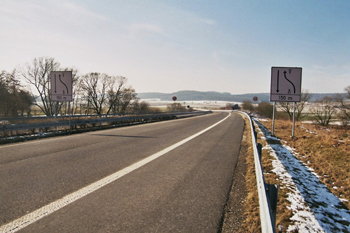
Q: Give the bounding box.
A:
[220,118,248,232]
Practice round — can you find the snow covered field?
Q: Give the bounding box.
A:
[140,99,241,109]
[254,119,350,232]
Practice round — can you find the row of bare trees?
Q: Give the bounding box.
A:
[78,73,138,115]
[293,88,350,127]
[241,87,350,127]
[278,90,339,126]
[1,57,148,117]
[311,87,350,126]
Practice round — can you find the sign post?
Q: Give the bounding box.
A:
[51,71,73,131]
[272,101,276,135]
[292,102,296,137]
[270,67,302,137]
[172,96,177,112]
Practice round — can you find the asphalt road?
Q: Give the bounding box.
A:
[0,111,244,233]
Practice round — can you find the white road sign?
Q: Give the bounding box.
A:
[270,67,302,102]
[50,71,73,101]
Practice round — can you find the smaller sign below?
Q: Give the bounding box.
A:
[51,71,73,101]
[253,96,258,102]
[172,96,177,101]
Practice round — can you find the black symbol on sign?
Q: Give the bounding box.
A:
[276,70,280,93]
[59,74,69,94]
[276,70,296,94]
[283,71,296,94]
[54,74,57,93]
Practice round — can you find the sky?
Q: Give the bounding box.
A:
[1,0,349,94]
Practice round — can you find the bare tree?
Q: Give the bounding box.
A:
[119,87,138,114]
[335,86,350,124]
[20,57,60,116]
[279,90,311,121]
[106,76,127,115]
[79,73,115,115]
[310,96,336,126]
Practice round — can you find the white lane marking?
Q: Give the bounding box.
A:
[0,113,231,232]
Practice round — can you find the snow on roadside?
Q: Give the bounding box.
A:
[254,119,350,233]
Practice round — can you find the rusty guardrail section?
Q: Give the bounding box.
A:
[239,111,277,233]
[0,111,211,132]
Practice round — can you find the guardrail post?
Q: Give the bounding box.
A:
[266,184,278,227]
[257,143,262,161]
[251,120,256,132]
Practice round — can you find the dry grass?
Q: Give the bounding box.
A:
[240,117,261,232]
[259,119,350,210]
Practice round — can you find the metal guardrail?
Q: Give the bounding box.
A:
[0,111,211,132]
[238,111,277,233]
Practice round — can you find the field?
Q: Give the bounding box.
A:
[256,118,350,231]
[141,99,241,110]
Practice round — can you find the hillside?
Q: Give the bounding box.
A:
[137,91,270,102]
[137,90,340,103]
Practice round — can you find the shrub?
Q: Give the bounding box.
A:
[257,102,273,118]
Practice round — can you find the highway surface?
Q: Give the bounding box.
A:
[0,111,245,233]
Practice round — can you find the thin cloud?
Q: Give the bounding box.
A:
[128,23,168,39]
[62,1,111,22]
[197,18,217,26]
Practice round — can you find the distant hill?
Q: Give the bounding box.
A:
[138,91,270,102]
[137,90,342,103]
